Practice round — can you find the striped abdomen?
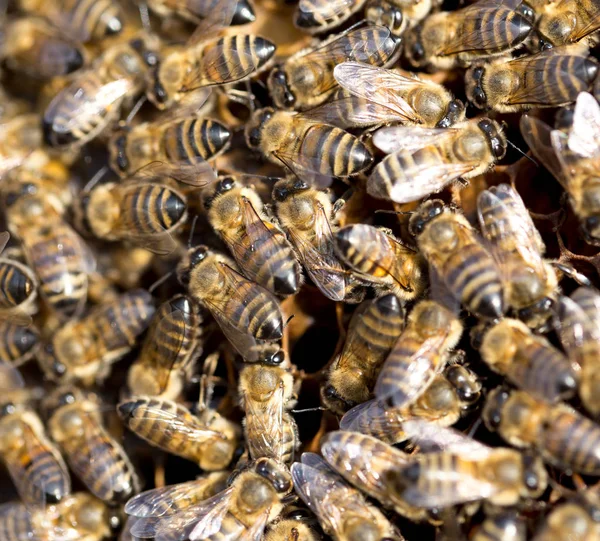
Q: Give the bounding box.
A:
[442,242,504,319]
[294,0,365,30]
[87,290,154,359]
[59,416,138,502]
[0,260,35,310]
[0,321,39,365]
[246,411,298,464]
[199,34,276,86]
[298,123,373,177]
[0,503,33,541]
[473,514,525,541]
[162,118,231,165]
[542,407,600,475]
[333,26,399,66]
[121,184,187,237]
[25,223,88,319]
[54,0,123,41]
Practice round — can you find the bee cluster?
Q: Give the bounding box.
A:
[3,0,600,539]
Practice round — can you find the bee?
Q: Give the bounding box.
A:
[477,184,558,331]
[327,62,465,128]
[368,118,506,204]
[387,420,547,508]
[123,471,229,538]
[127,294,203,400]
[177,245,285,363]
[321,294,405,415]
[0,320,40,366]
[521,92,600,245]
[466,46,598,112]
[204,176,302,297]
[334,223,426,300]
[149,33,276,109]
[3,183,94,321]
[108,105,229,185]
[44,386,139,502]
[0,492,113,541]
[471,513,526,541]
[128,458,293,540]
[556,287,600,415]
[38,290,155,385]
[0,232,38,325]
[480,318,578,403]
[292,452,404,539]
[74,181,188,256]
[340,363,482,444]
[483,387,600,475]
[267,25,400,110]
[272,177,366,303]
[245,108,373,183]
[15,0,124,43]
[374,299,464,407]
[0,391,71,506]
[146,0,256,25]
[265,508,322,541]
[239,361,298,464]
[404,0,533,69]
[0,17,85,78]
[409,200,506,320]
[43,33,159,148]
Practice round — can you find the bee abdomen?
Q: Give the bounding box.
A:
[0,503,32,541]
[472,7,531,53]
[319,127,372,177]
[335,224,393,277]
[444,244,504,319]
[125,185,187,235]
[0,261,34,308]
[356,294,404,355]
[163,118,231,165]
[17,445,70,504]
[0,321,39,364]
[227,283,282,341]
[64,0,123,39]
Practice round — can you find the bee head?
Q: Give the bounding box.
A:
[268,66,296,109]
[408,199,445,236]
[466,66,487,110]
[444,365,481,409]
[481,386,510,432]
[254,457,293,493]
[272,177,309,202]
[582,215,600,246]
[436,99,465,128]
[109,132,129,173]
[177,246,209,286]
[245,107,274,151]
[366,2,404,36]
[478,118,507,160]
[204,176,237,210]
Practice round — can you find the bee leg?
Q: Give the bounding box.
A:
[332,187,354,217]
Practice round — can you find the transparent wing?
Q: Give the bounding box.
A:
[0,502,33,541]
[340,399,408,443]
[569,92,600,158]
[133,160,217,188]
[298,0,362,17]
[372,125,457,153]
[0,362,24,391]
[402,420,491,457]
[0,232,9,254]
[188,0,240,43]
[555,296,598,364]
[571,286,600,335]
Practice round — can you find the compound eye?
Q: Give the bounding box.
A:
[411,41,425,61]
[248,127,261,148]
[272,186,288,201]
[217,177,235,193]
[190,246,208,267]
[59,392,75,406]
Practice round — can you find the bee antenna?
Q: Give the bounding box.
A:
[149,271,174,294]
[375,209,413,215]
[291,407,326,413]
[507,139,538,167]
[138,1,152,33]
[188,215,199,248]
[124,95,147,126]
[283,314,295,329]
[83,166,109,193]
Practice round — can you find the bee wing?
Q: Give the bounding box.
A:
[372,125,458,154]
[0,361,24,391]
[571,286,600,331]
[240,509,271,541]
[0,502,32,541]
[132,160,217,188]
[0,232,9,254]
[402,420,492,457]
[334,62,425,123]
[568,92,600,159]
[187,0,240,43]
[340,399,408,443]
[297,0,361,18]
[555,296,600,364]
[571,11,600,42]
[520,115,568,187]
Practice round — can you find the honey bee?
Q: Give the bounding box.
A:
[477,184,558,331]
[328,62,465,128]
[15,0,124,43]
[272,177,366,303]
[556,287,600,415]
[368,118,506,204]
[38,290,155,385]
[265,508,322,541]
[340,363,481,444]
[146,0,256,25]
[404,0,533,69]
[127,294,203,400]
[409,200,506,320]
[484,387,600,475]
[267,25,401,110]
[3,183,94,321]
[108,104,228,186]
[0,391,71,506]
[387,420,547,508]
[321,294,405,415]
[0,232,38,325]
[75,181,188,256]
[466,46,598,112]
[334,224,426,300]
[149,32,276,109]
[43,33,159,148]
[291,452,404,539]
[44,386,139,502]
[239,361,298,464]
[118,384,240,472]
[204,176,302,297]
[521,92,600,245]
[471,513,526,541]
[177,245,285,363]
[128,458,293,540]
[245,108,374,183]
[0,320,40,366]
[374,299,464,407]
[480,318,578,403]
[0,492,113,541]
[0,17,85,78]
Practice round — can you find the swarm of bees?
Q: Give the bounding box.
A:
[5,0,600,539]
